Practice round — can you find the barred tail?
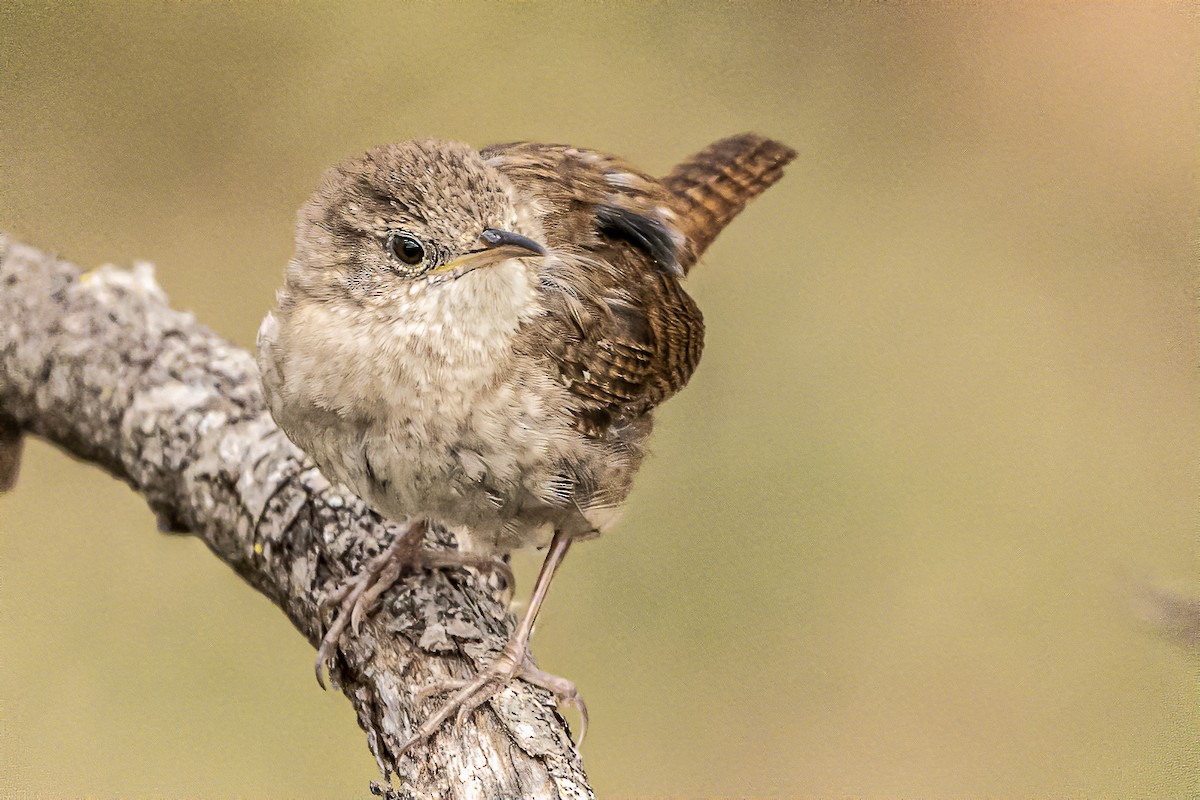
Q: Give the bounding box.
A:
[662,133,797,272]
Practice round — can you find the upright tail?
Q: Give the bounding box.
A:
[662,133,797,273]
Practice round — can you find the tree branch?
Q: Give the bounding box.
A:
[0,234,593,800]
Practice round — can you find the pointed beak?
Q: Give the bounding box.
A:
[477,228,546,257]
[430,228,547,275]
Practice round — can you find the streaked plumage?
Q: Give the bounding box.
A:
[257,132,795,750]
[260,134,794,551]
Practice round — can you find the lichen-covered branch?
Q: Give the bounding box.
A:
[0,234,592,800]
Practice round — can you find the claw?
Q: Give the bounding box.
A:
[352,556,403,635]
[521,661,589,747]
[312,519,514,690]
[396,639,586,758]
[315,619,351,688]
[393,530,581,760]
[314,518,425,688]
[570,696,588,748]
[454,698,475,731]
[314,575,370,689]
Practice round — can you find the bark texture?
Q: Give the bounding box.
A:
[0,234,593,800]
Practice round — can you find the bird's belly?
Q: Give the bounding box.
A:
[264,318,643,553]
[351,377,585,552]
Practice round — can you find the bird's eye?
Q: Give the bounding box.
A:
[386,232,425,266]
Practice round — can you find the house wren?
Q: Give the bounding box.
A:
[257,133,795,754]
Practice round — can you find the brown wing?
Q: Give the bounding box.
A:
[483,135,793,436]
[484,142,703,435]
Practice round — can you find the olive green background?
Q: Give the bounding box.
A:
[1,3,1196,798]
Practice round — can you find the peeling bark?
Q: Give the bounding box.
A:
[0,234,593,800]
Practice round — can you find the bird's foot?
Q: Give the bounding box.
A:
[397,639,588,757]
[314,519,514,688]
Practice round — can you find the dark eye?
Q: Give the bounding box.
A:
[387,232,425,266]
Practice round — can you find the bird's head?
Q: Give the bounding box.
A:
[285,139,547,307]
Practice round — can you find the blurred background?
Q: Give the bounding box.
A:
[1,3,1196,798]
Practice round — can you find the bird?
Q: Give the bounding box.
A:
[257,132,796,756]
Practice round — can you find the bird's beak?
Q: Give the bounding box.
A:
[430,228,547,275]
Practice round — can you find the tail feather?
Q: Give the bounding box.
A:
[663,133,797,272]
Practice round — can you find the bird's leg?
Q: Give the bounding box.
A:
[397,528,586,757]
[314,518,514,689]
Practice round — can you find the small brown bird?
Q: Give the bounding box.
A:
[257,133,795,754]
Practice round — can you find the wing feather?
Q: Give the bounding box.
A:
[484,142,704,437]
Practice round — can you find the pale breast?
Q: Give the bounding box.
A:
[357,362,587,550]
[260,257,618,552]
